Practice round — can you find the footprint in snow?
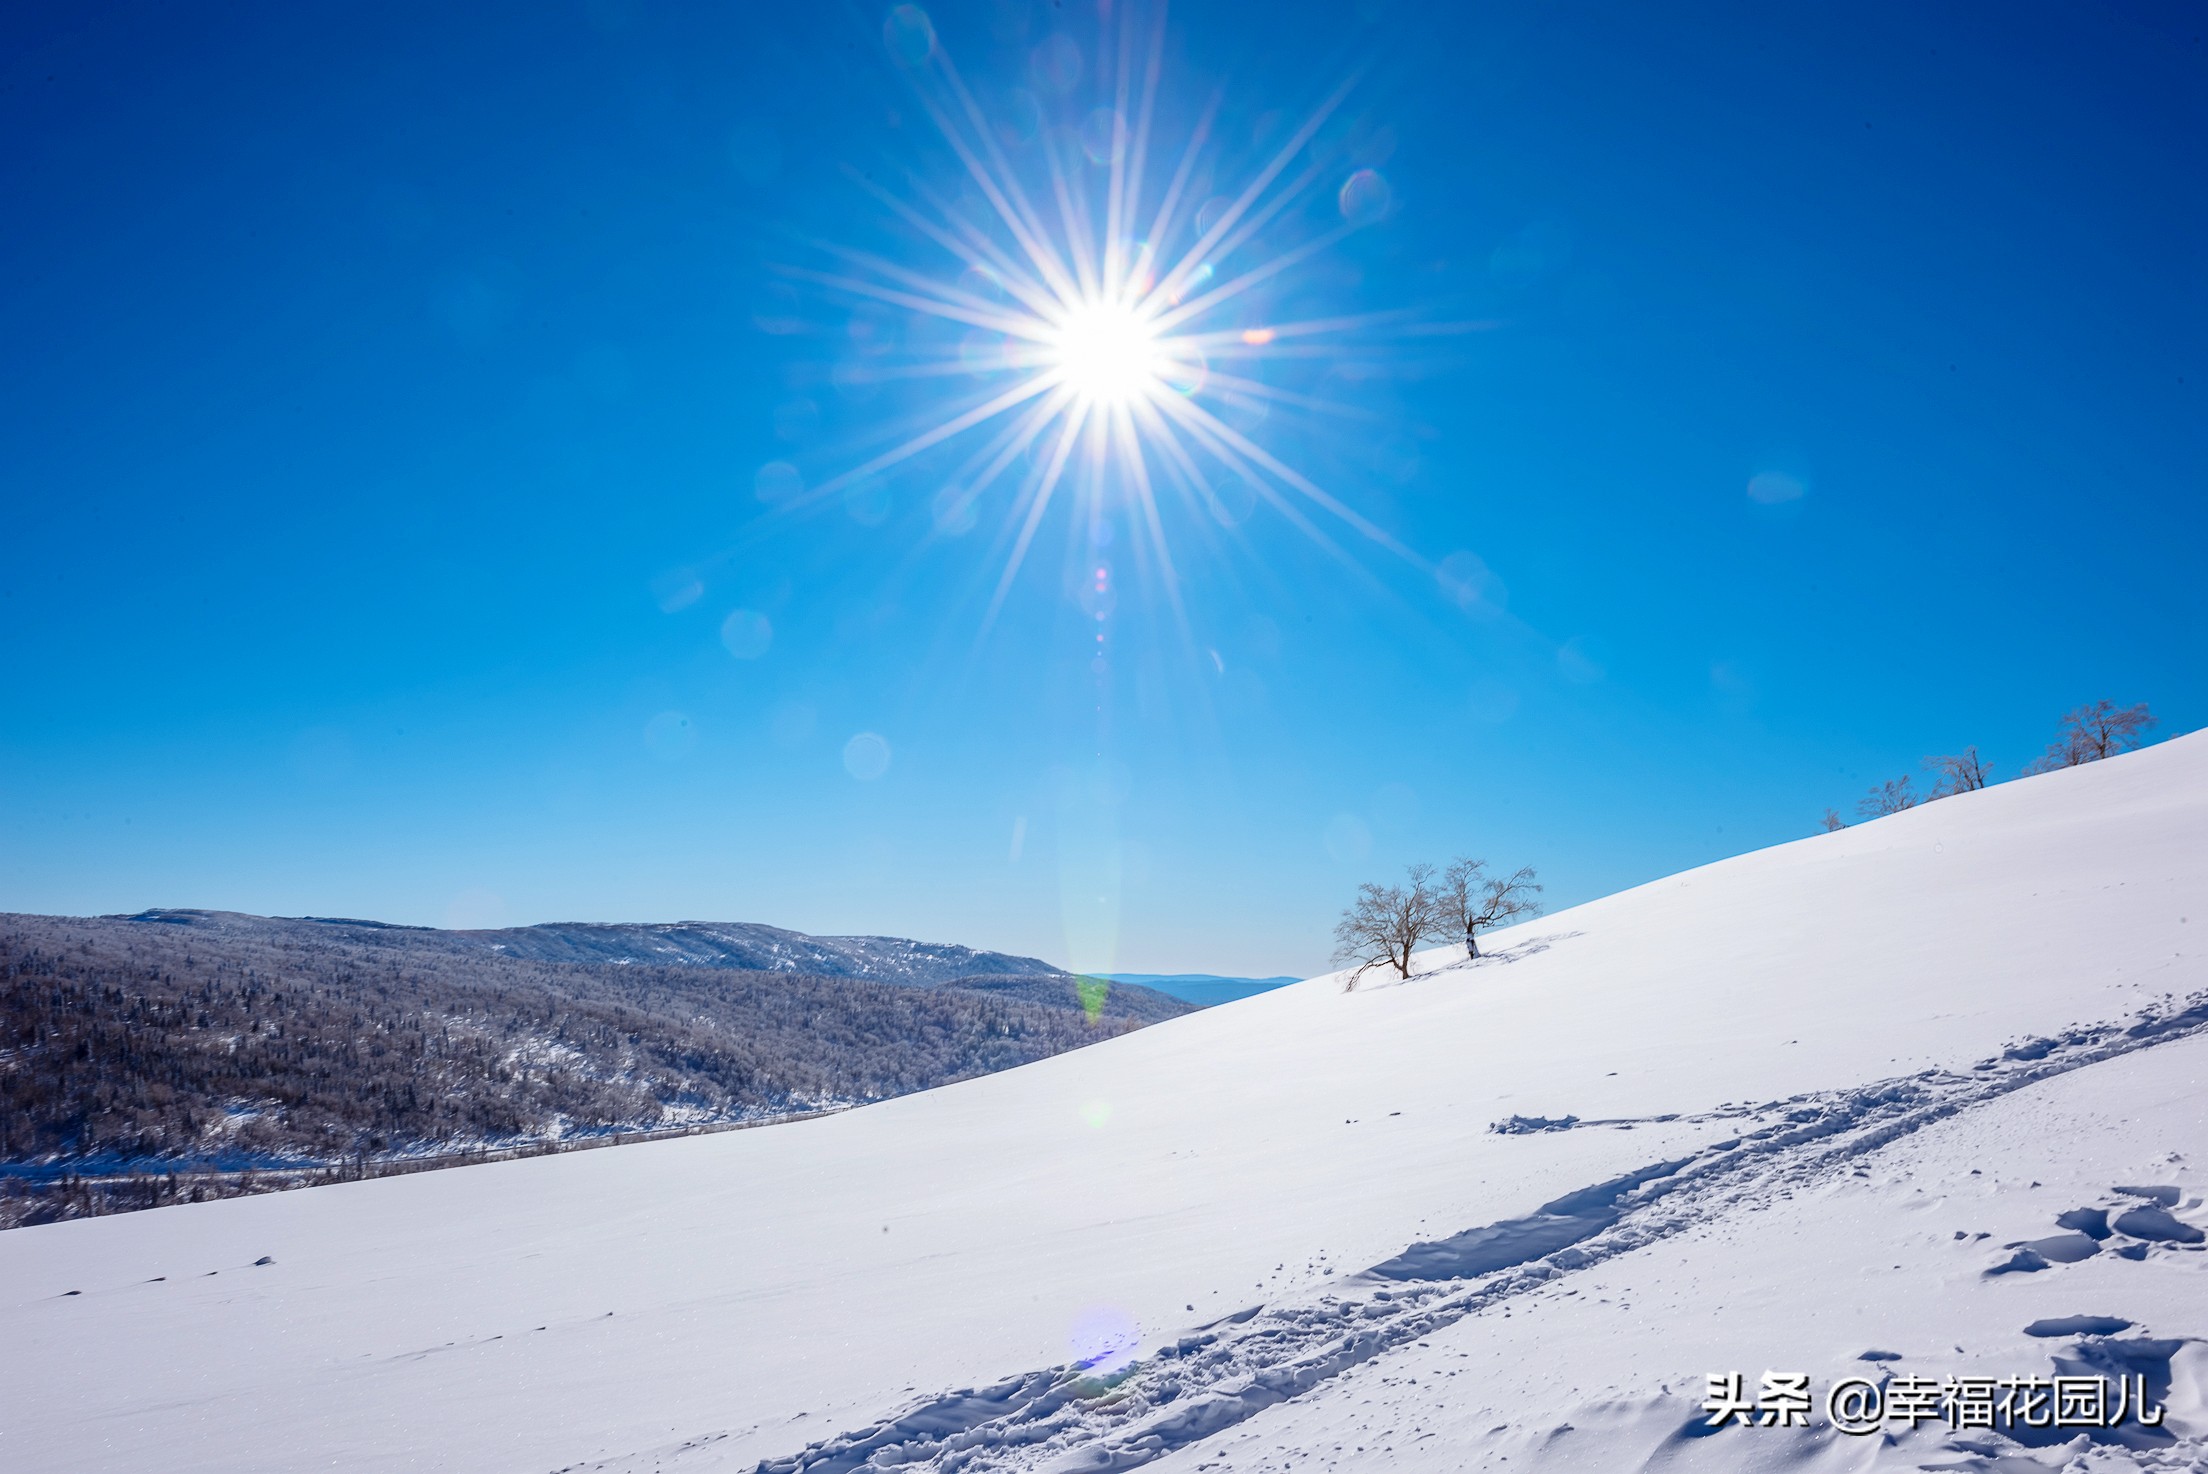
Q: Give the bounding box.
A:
[2112,1204,2204,1243]
[2023,1315,2134,1337]
[1984,1186,2202,1274]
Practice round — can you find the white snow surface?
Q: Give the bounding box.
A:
[4,734,2205,1473]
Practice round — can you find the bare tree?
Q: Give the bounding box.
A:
[1856,775,1919,819]
[1819,808,1848,833]
[1332,862,1444,988]
[1923,746,1992,798]
[2023,700,2157,774]
[1441,857,1544,959]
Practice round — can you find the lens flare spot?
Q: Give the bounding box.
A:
[1075,975,1111,1022]
[1747,470,1807,504]
[959,328,1011,376]
[883,5,935,66]
[754,460,804,505]
[1030,34,1082,94]
[932,484,979,535]
[1072,563,1118,618]
[1239,326,1276,346]
[843,731,892,780]
[1080,107,1128,165]
[1078,1097,1113,1129]
[1157,341,1206,396]
[958,263,1006,299]
[719,608,773,659]
[1164,261,1210,305]
[1338,167,1391,225]
[1436,550,1507,614]
[1203,477,1257,526]
[1069,1304,1139,1373]
[996,88,1043,146]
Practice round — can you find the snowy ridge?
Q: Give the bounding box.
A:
[445,921,1062,985]
[742,986,2208,1474]
[117,910,1061,986]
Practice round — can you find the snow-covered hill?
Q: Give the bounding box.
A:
[5,734,2204,1474]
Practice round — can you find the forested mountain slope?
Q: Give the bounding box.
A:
[0,910,1190,1226]
[119,908,1061,984]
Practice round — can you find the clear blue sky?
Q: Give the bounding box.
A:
[2,1,2200,976]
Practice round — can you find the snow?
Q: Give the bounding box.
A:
[2,733,2204,1473]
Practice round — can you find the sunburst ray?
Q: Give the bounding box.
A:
[780,2,1424,626]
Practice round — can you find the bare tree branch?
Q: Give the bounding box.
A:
[1856,775,1919,819]
[2022,700,2157,775]
[1331,862,1444,988]
[1923,746,1992,798]
[1440,857,1543,959]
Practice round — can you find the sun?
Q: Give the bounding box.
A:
[778,1,1427,624]
[1048,299,1168,409]
[1045,297,1210,411]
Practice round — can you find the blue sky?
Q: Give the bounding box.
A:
[2,0,2200,976]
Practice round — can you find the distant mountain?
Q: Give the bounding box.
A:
[1098,972,1302,1007]
[127,910,1059,987]
[0,909,1187,1229]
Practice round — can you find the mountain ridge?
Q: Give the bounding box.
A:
[116,909,1062,986]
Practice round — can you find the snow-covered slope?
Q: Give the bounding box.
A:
[1136,1026,2208,1474]
[4,734,2204,1474]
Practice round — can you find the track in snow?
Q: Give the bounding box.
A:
[687,991,2208,1474]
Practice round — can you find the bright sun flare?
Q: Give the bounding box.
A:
[1048,300,1170,409]
[784,1,1428,626]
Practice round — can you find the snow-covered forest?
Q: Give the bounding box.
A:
[0,910,1187,1227]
